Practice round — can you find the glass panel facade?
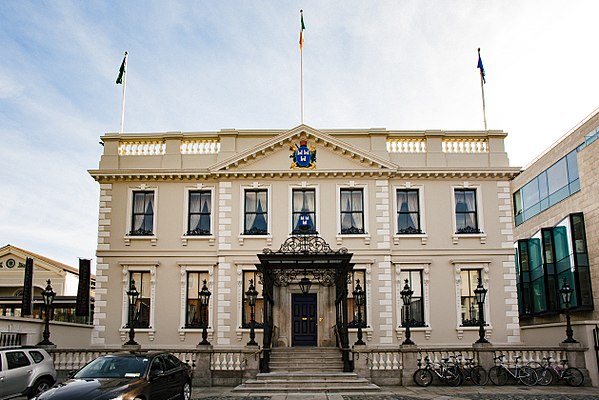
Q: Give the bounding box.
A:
[513,149,580,225]
[515,213,593,317]
[399,270,425,327]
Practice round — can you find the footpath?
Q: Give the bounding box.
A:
[191,385,599,399]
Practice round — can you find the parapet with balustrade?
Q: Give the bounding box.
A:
[96,128,513,173]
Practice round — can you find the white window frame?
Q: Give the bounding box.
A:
[392,183,427,245]
[124,184,158,246]
[119,262,159,341]
[335,182,371,245]
[288,182,320,235]
[181,184,215,246]
[450,183,486,245]
[394,262,432,341]
[177,263,215,341]
[452,260,492,340]
[239,183,272,245]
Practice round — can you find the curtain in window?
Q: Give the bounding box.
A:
[132,192,153,234]
[293,190,316,233]
[245,191,267,234]
[341,190,364,234]
[188,192,211,234]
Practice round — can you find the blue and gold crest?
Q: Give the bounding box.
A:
[290,140,317,169]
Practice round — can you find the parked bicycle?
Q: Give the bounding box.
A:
[534,356,584,386]
[454,353,488,386]
[413,355,462,387]
[488,354,537,386]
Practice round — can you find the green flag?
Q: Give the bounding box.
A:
[116,52,128,84]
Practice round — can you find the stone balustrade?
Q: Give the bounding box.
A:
[180,139,220,154]
[386,138,427,153]
[118,140,166,155]
[47,344,587,387]
[442,138,488,153]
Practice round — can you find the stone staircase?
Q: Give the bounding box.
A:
[233,347,380,392]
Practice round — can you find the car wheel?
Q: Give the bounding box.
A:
[181,381,191,400]
[28,377,53,399]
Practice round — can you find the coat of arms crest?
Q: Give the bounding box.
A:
[290,140,317,169]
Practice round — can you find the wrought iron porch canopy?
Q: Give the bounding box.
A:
[256,235,354,287]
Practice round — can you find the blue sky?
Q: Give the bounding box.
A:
[1,1,598,269]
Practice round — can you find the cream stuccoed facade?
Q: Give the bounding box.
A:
[89,125,521,351]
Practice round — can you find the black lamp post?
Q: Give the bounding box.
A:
[474,278,489,344]
[353,279,366,345]
[125,279,139,346]
[245,279,258,346]
[560,278,578,344]
[198,279,212,346]
[299,276,312,294]
[400,279,415,345]
[37,279,56,346]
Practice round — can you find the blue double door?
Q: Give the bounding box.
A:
[292,293,317,346]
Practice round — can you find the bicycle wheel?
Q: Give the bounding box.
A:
[536,367,554,386]
[413,368,433,387]
[518,365,538,386]
[443,365,463,387]
[488,366,508,386]
[563,367,584,387]
[470,365,489,386]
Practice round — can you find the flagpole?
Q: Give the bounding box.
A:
[478,48,487,131]
[300,10,304,124]
[119,51,128,134]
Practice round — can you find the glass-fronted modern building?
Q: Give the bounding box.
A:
[511,109,599,385]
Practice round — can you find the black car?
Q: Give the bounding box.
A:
[33,352,192,400]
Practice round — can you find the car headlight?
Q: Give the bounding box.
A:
[107,397,123,400]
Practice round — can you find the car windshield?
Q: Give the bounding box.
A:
[74,355,149,379]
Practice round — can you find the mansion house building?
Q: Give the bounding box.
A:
[88,124,521,351]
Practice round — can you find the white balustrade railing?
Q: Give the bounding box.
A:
[368,350,402,370]
[49,349,245,372]
[387,138,426,153]
[211,351,244,371]
[118,141,166,156]
[442,138,488,153]
[180,139,220,154]
[492,348,566,366]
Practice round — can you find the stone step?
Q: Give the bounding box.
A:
[255,372,361,381]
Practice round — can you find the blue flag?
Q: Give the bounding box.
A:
[477,48,486,84]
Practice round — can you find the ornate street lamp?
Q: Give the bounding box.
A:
[124,279,139,346]
[560,278,578,344]
[198,279,212,346]
[299,276,312,294]
[245,279,259,346]
[474,278,490,344]
[400,279,415,345]
[353,279,366,345]
[37,280,56,346]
